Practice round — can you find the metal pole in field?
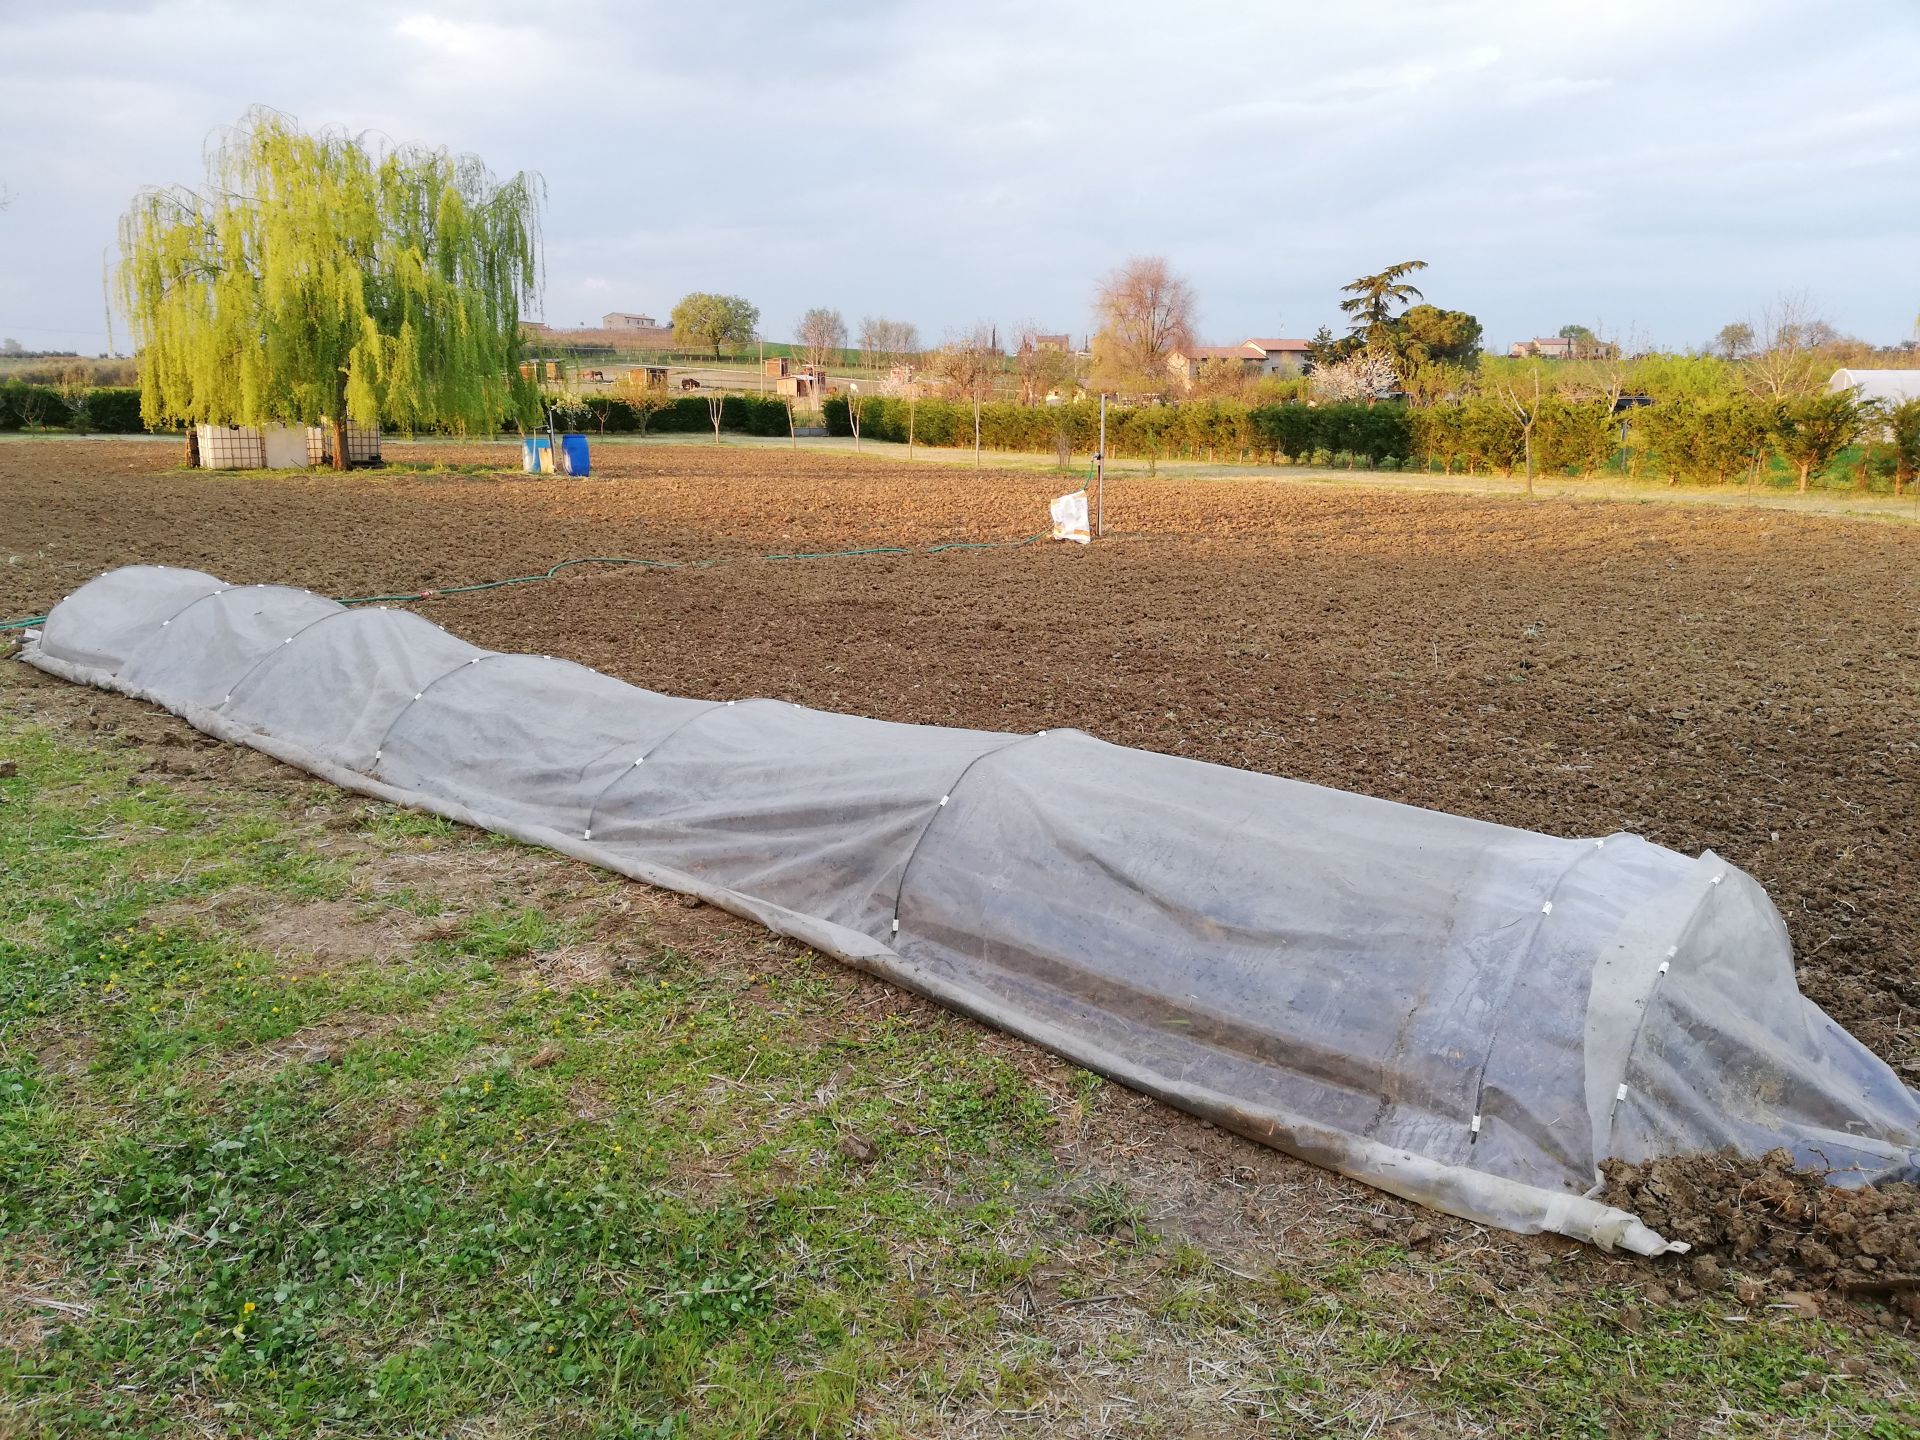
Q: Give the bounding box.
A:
[1097,392,1107,539]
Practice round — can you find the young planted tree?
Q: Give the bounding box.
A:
[671,292,759,361]
[115,107,542,468]
[1498,364,1547,495]
[1533,397,1616,477]
[1255,403,1318,466]
[1769,390,1867,492]
[1409,404,1468,474]
[1533,362,1627,476]
[931,325,1002,469]
[1459,395,1525,478]
[1888,397,1920,498]
[613,373,676,437]
[1638,399,1742,486]
[1113,404,1173,475]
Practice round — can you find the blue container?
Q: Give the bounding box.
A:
[559,433,590,477]
[521,436,553,473]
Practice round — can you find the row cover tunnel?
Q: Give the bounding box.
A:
[23,564,1920,1253]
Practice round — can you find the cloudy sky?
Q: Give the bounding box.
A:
[1,0,1915,356]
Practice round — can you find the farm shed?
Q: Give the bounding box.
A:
[23,565,1920,1253]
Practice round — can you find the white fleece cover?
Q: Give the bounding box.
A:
[23,564,1920,1254]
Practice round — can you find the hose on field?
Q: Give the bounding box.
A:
[2,457,1097,632]
[329,530,1055,609]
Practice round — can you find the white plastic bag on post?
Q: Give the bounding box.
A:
[1050,489,1090,544]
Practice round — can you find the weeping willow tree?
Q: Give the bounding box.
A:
[115,108,542,468]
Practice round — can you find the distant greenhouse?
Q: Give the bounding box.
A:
[1828,368,1920,405]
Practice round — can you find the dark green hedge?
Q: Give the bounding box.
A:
[0,385,147,432]
[822,395,1417,469]
[572,394,793,436]
[0,384,73,430]
[0,386,801,439]
[825,396,1101,453]
[73,387,147,432]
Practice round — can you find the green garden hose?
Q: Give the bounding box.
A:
[3,458,1097,633]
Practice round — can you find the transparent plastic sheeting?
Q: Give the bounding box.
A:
[25,566,1920,1255]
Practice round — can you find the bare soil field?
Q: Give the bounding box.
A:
[6,437,1920,1307]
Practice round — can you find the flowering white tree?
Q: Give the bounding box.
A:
[1310,350,1399,403]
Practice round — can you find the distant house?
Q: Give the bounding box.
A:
[1023,333,1072,354]
[1508,335,1621,361]
[603,312,658,330]
[1242,338,1312,375]
[1509,336,1577,360]
[1167,337,1312,387]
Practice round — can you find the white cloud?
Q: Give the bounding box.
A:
[1,0,1916,354]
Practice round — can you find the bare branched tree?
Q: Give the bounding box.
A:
[859,316,920,373]
[1743,294,1832,400]
[1091,256,1195,395]
[1189,357,1255,401]
[1492,363,1545,497]
[796,307,847,373]
[931,324,1002,468]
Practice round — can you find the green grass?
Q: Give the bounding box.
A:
[0,698,1915,1436]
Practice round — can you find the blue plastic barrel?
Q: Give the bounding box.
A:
[559,433,590,477]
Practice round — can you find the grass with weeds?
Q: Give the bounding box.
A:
[0,690,1915,1437]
